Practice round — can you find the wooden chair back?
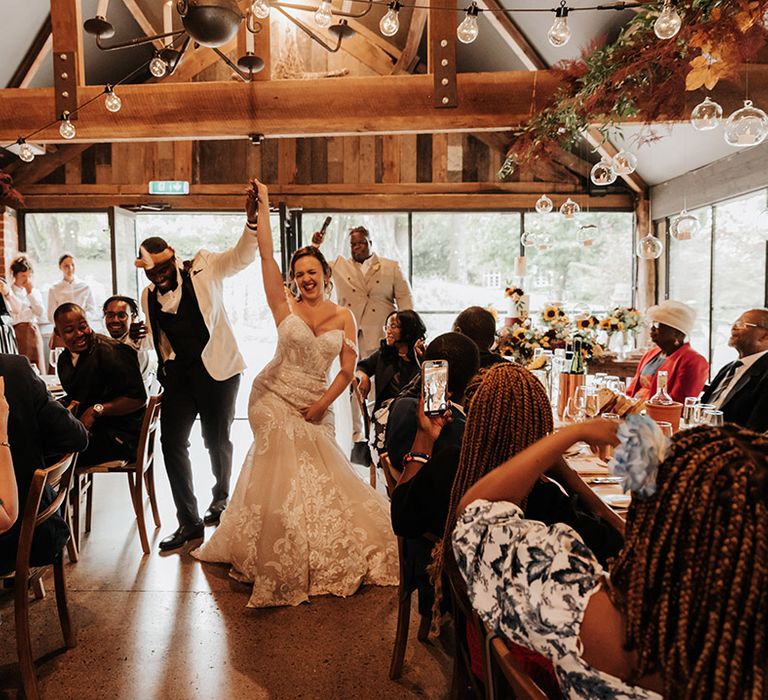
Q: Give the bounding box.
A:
[136,392,162,477]
[486,636,551,700]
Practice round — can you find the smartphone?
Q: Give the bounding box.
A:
[422,360,449,417]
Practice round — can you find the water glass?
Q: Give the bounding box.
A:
[701,409,724,427]
[656,421,674,438]
[681,397,699,429]
[694,403,716,425]
[600,412,620,460]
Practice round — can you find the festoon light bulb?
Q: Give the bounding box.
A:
[654,0,682,40]
[251,0,270,19]
[149,53,168,77]
[104,85,122,113]
[457,3,480,44]
[59,111,76,140]
[547,1,571,48]
[314,0,333,29]
[16,138,34,163]
[379,1,401,37]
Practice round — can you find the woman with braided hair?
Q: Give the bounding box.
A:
[453,417,768,698]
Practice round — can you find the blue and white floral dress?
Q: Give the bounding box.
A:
[453,499,661,700]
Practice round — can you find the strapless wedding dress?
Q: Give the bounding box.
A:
[192,313,398,607]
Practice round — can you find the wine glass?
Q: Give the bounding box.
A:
[563,397,579,423]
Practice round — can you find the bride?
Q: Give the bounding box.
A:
[192,179,397,607]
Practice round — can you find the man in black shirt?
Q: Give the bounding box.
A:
[53,303,146,468]
[452,305,504,369]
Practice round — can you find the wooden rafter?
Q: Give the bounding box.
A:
[8,15,52,89]
[50,0,85,117]
[122,0,165,50]
[391,6,427,74]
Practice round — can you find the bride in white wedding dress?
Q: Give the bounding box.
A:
[192,180,397,607]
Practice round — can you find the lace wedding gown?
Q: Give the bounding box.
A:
[192,313,398,608]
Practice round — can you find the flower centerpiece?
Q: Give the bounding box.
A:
[599,306,642,359]
[504,286,529,326]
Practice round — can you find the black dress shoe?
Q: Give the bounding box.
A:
[158,523,204,551]
[203,500,227,526]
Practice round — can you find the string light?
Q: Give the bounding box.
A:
[149,53,168,77]
[314,0,334,28]
[16,138,35,163]
[654,0,681,40]
[104,85,122,113]
[547,1,571,47]
[379,0,401,36]
[251,0,271,18]
[457,3,480,44]
[59,111,76,139]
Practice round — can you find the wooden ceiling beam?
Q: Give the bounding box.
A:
[0,72,562,142]
[8,15,52,89]
[391,6,427,74]
[50,0,85,117]
[11,144,92,187]
[122,0,165,51]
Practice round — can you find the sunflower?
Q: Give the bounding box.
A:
[512,328,527,342]
[543,305,560,321]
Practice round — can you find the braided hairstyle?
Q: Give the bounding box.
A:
[429,362,553,629]
[609,424,768,698]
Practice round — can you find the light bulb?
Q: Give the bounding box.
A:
[521,231,538,247]
[690,96,722,131]
[457,4,479,44]
[314,0,333,29]
[636,235,663,259]
[59,113,76,140]
[149,54,168,77]
[559,197,580,219]
[17,139,34,163]
[547,3,570,47]
[379,2,400,36]
[611,150,637,175]
[590,159,617,186]
[535,194,553,214]
[104,87,122,113]
[251,0,270,19]
[724,100,768,148]
[577,224,598,247]
[654,0,682,40]
[670,209,700,240]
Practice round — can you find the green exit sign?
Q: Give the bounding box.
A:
[148,180,189,195]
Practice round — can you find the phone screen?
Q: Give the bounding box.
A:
[423,360,449,416]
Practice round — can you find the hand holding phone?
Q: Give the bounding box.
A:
[422,359,449,417]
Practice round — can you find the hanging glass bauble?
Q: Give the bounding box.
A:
[636,235,664,259]
[559,197,580,219]
[534,194,553,214]
[690,96,722,131]
[521,230,538,247]
[590,159,617,186]
[577,224,598,247]
[536,232,553,252]
[724,100,768,147]
[611,150,637,175]
[670,209,701,241]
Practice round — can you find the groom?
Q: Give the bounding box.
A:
[136,200,259,551]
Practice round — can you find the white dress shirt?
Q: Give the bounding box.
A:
[5,285,46,325]
[714,349,768,408]
[47,277,99,323]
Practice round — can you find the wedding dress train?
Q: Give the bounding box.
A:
[192,313,398,607]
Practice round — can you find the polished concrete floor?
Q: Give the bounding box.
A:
[0,420,451,699]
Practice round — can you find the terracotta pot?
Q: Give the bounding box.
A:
[557,372,586,420]
[645,401,683,432]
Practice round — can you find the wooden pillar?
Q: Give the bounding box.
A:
[0,208,19,278]
[635,193,656,312]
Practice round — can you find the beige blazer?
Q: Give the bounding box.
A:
[330,254,413,357]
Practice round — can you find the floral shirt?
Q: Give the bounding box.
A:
[453,499,661,700]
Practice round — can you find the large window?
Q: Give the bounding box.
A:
[666,188,768,372]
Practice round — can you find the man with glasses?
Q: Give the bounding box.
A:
[700,308,768,432]
[102,295,154,387]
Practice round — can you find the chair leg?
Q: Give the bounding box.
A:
[127,472,150,555]
[144,465,162,528]
[417,613,432,643]
[15,573,40,700]
[369,461,376,489]
[84,473,94,534]
[389,588,412,680]
[53,556,76,649]
[31,576,46,600]
[70,475,82,554]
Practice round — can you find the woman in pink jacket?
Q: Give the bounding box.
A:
[627,300,709,403]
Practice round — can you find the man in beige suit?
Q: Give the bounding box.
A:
[312,225,413,455]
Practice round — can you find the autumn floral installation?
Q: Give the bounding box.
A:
[0,171,23,210]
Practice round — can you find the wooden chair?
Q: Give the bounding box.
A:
[352,381,376,488]
[71,392,162,555]
[485,635,551,700]
[380,451,433,679]
[0,453,78,700]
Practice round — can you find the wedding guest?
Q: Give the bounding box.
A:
[312,224,413,457]
[1,256,46,369]
[0,353,88,574]
[103,295,155,388]
[47,253,99,326]
[0,377,18,534]
[626,300,708,403]
[54,303,146,468]
[700,308,768,432]
[454,417,767,699]
[452,306,504,369]
[137,217,257,550]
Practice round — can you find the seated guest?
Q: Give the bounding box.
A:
[1,255,46,369]
[452,306,504,368]
[0,377,18,534]
[0,354,88,573]
[357,309,426,457]
[103,295,156,387]
[627,300,708,403]
[454,417,767,699]
[701,308,768,432]
[54,303,146,467]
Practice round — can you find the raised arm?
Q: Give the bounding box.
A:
[249,179,290,325]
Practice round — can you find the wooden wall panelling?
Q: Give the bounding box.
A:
[198,140,248,184]
[278,139,297,184]
[309,137,328,184]
[174,141,194,183]
[416,134,432,183]
[358,136,376,184]
[294,139,313,184]
[487,146,502,183]
[343,138,360,184]
[381,135,401,184]
[246,141,263,181]
[327,137,344,184]
[64,153,81,184]
[432,133,448,183]
[157,141,175,180]
[400,134,417,183]
[95,143,112,185]
[261,138,279,182]
[446,133,463,183]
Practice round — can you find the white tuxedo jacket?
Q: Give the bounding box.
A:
[141,225,258,381]
[330,254,413,357]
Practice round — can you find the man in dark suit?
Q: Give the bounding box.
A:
[0,354,88,574]
[701,308,768,433]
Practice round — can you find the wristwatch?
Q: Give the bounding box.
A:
[93,403,105,416]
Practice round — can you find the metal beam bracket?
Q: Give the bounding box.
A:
[53,51,79,118]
